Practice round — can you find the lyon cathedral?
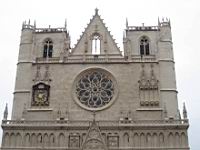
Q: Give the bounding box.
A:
[1,9,189,150]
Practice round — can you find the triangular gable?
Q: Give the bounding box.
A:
[71,9,122,56]
[81,119,107,150]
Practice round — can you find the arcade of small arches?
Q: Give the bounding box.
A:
[2,131,188,148]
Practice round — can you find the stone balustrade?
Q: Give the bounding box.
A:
[35,27,67,33]
[127,26,159,31]
[2,119,189,129]
[35,55,156,64]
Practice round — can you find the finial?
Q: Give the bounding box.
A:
[22,21,24,29]
[168,18,171,27]
[178,109,181,120]
[126,18,128,28]
[3,103,8,120]
[95,8,99,15]
[158,17,160,26]
[64,19,67,29]
[34,20,36,28]
[123,31,126,39]
[183,102,187,119]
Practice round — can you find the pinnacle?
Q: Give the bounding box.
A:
[95,8,99,15]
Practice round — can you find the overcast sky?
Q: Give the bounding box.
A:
[0,0,199,149]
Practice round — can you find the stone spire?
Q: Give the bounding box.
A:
[34,20,36,28]
[64,19,67,29]
[123,30,126,39]
[183,102,188,119]
[158,17,161,26]
[126,18,128,29]
[178,109,181,120]
[3,103,8,120]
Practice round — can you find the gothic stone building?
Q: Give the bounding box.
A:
[1,9,189,150]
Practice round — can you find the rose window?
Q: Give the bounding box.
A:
[75,71,114,109]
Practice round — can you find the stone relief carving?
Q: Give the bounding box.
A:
[33,65,42,82]
[69,133,80,148]
[83,139,105,150]
[107,135,119,148]
[56,104,69,120]
[43,65,51,82]
[33,65,51,83]
[138,64,159,107]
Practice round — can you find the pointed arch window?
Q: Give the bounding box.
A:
[43,39,53,58]
[92,33,101,55]
[140,36,150,55]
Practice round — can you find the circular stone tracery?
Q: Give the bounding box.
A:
[75,69,116,110]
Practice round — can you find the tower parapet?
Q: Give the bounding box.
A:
[22,20,36,31]
[158,17,171,28]
[22,20,67,33]
[126,25,159,31]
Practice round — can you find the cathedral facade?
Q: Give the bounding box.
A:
[1,9,189,149]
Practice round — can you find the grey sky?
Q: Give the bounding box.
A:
[0,0,199,149]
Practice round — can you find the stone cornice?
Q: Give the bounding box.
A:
[13,90,30,94]
[2,119,189,130]
[160,88,178,93]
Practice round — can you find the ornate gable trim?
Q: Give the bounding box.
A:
[71,8,122,56]
[81,118,107,150]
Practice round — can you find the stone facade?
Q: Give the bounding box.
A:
[1,9,189,150]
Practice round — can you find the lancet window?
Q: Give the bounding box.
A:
[43,39,53,58]
[140,36,150,55]
[92,33,101,55]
